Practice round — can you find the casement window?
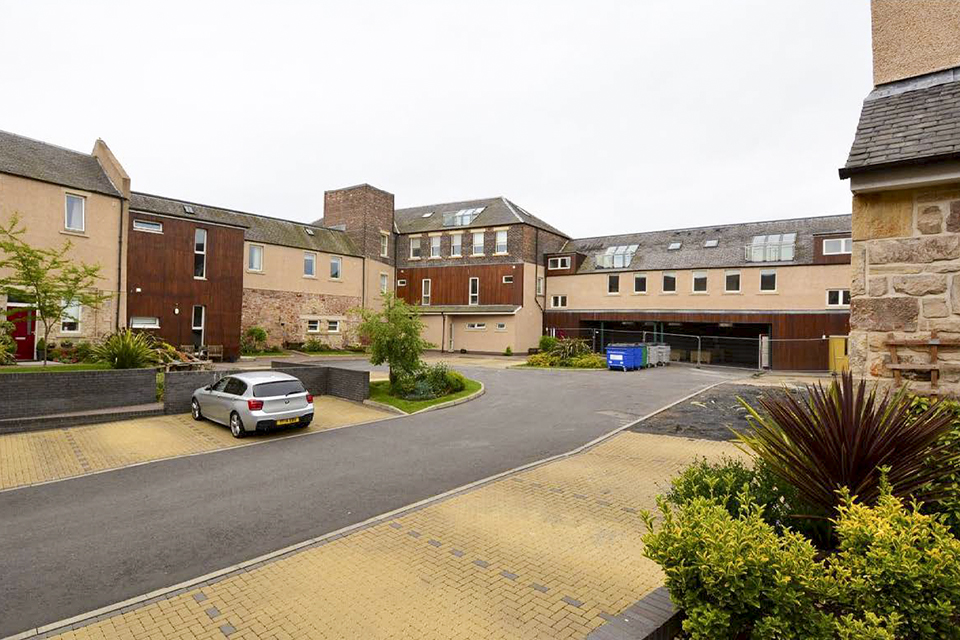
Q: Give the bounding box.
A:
[380,273,389,294]
[307,319,321,333]
[303,251,316,277]
[248,244,263,272]
[421,278,431,305]
[662,271,677,293]
[551,295,567,308]
[191,305,205,347]
[760,269,777,292]
[451,234,463,257]
[410,237,422,259]
[496,322,507,331]
[61,299,81,333]
[725,270,741,293]
[397,279,407,287]
[469,277,480,305]
[502,275,513,284]
[130,316,160,329]
[634,274,647,293]
[495,229,508,254]
[548,256,570,270]
[466,322,487,331]
[133,219,162,234]
[692,271,708,293]
[327,320,340,333]
[608,274,620,294]
[823,237,853,255]
[194,228,207,278]
[330,255,342,279]
[827,289,851,307]
[380,233,389,257]
[472,231,484,255]
[65,194,85,232]
[536,276,544,295]
[430,236,441,258]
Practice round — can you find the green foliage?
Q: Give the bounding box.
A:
[525,352,555,367]
[48,340,94,364]
[0,213,113,365]
[391,362,465,400]
[909,395,960,535]
[551,337,590,360]
[302,338,329,353]
[241,326,268,354]
[568,352,606,368]
[353,293,433,385]
[444,370,467,393]
[0,318,15,365]
[525,338,604,368]
[504,346,513,356]
[92,330,160,369]
[538,335,558,353]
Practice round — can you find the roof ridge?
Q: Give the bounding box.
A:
[395,196,502,212]
[569,213,851,242]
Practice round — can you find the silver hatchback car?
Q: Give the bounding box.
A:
[191,371,314,438]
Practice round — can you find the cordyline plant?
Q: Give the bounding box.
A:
[736,372,959,515]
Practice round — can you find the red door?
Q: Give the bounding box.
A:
[7,307,35,360]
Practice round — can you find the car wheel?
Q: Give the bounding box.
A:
[191,399,203,421]
[229,412,246,438]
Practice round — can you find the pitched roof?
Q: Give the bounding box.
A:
[841,68,960,177]
[559,214,851,273]
[130,192,361,256]
[395,197,568,237]
[0,129,121,197]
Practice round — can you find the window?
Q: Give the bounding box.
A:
[191,305,205,348]
[548,256,570,270]
[410,237,422,259]
[61,299,80,333]
[495,230,508,254]
[551,295,567,308]
[608,274,620,294]
[307,319,321,333]
[502,275,513,284]
[327,320,340,333]
[380,233,389,257]
[634,274,647,293]
[667,242,681,251]
[451,234,462,257]
[827,289,852,307]
[496,322,506,331]
[747,233,796,262]
[692,271,707,293]
[442,207,484,227]
[760,269,777,292]
[194,228,207,278]
[65,194,85,232]
[536,276,544,295]
[130,316,160,329]
[662,272,677,293]
[703,239,719,248]
[823,237,852,255]
[133,219,163,233]
[304,227,315,236]
[472,231,484,255]
[422,279,431,305]
[330,256,342,279]
[725,271,741,292]
[248,244,263,271]
[380,273,389,294]
[597,244,639,269]
[430,236,441,258]
[466,322,487,331]
[224,378,248,396]
[469,277,480,305]
[303,251,316,277]
[397,279,407,287]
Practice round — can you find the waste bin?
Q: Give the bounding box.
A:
[606,343,643,371]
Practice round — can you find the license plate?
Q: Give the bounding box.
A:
[276,417,298,426]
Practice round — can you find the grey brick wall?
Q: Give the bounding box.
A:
[0,368,159,420]
[325,365,370,402]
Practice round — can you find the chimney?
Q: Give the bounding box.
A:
[323,184,395,266]
[871,0,960,86]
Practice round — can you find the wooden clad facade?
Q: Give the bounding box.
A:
[126,211,245,359]
[396,264,524,307]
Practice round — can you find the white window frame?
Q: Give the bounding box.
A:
[430,235,441,258]
[548,256,571,270]
[823,237,853,255]
[551,295,567,308]
[607,274,620,295]
[307,319,321,333]
[380,273,389,294]
[472,231,485,256]
[724,270,741,293]
[248,244,264,272]
[502,275,513,284]
[495,229,508,254]
[826,289,851,308]
[191,305,205,347]
[536,276,544,295]
[409,237,422,259]
[380,233,389,257]
[450,233,463,257]
[397,279,407,287]
[60,299,81,334]
[330,255,342,280]
[692,271,708,293]
[130,316,160,329]
[133,219,163,234]
[303,251,316,277]
[495,322,507,332]
[65,194,85,232]
[422,278,431,306]
[327,320,340,333]
[760,269,777,292]
[466,322,487,331]
[662,271,677,293]
[469,277,480,306]
[194,228,207,279]
[634,273,647,294]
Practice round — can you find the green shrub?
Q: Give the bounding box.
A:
[551,337,590,361]
[302,338,329,353]
[445,370,467,393]
[910,395,960,535]
[241,326,268,354]
[538,335,558,353]
[263,344,284,354]
[568,352,605,368]
[0,319,14,365]
[504,346,513,356]
[424,362,450,396]
[92,330,159,369]
[525,352,558,367]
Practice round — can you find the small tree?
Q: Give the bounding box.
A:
[354,292,433,385]
[0,213,112,364]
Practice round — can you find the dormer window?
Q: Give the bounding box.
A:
[667,242,681,250]
[596,244,638,269]
[548,256,571,270]
[823,237,852,255]
[746,233,796,262]
[442,207,484,227]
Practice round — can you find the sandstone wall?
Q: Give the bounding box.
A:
[850,182,960,394]
[241,288,361,349]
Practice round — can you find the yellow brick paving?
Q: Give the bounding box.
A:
[47,432,740,640]
[0,397,390,491]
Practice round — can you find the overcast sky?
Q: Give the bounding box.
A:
[2,1,872,237]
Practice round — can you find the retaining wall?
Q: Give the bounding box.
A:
[0,368,158,420]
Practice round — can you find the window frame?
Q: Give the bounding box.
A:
[247,243,264,272]
[466,322,487,331]
[495,322,507,332]
[429,235,441,258]
[397,279,407,287]
[822,237,853,255]
[759,269,777,292]
[409,237,422,259]
[60,299,81,334]
[662,271,677,294]
[450,233,463,257]
[303,251,317,278]
[307,319,321,333]
[130,316,160,329]
[692,271,708,293]
[133,219,163,234]
[191,305,205,347]
[536,276,544,295]
[327,320,340,333]
[495,229,508,254]
[380,272,389,294]
[548,256,571,270]
[826,288,852,308]
[193,228,207,279]
[64,194,85,232]
[607,274,620,295]
[469,277,480,305]
[724,270,741,293]
[471,231,485,256]
[421,278,431,306]
[551,294,567,308]
[502,275,514,284]
[380,233,389,258]
[634,273,647,294]
[330,255,342,280]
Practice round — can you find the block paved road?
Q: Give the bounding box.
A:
[0,364,740,638]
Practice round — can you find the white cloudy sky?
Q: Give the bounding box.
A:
[2,0,872,237]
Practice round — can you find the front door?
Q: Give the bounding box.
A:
[829,336,849,373]
[7,306,35,360]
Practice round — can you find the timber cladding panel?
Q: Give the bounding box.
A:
[396,264,524,307]
[126,211,245,359]
[0,368,158,420]
[813,233,854,266]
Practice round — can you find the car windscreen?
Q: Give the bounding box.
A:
[252,380,305,398]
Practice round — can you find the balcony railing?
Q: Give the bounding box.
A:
[744,243,796,262]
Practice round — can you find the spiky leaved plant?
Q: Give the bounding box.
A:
[737,372,959,515]
[92,329,160,369]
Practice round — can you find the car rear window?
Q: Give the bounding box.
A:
[252,380,306,398]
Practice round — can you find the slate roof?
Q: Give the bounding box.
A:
[415,304,520,315]
[394,197,568,238]
[559,214,851,273]
[130,192,361,256]
[841,68,960,177]
[0,129,121,197]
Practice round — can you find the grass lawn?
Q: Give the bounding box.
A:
[369,377,482,414]
[0,362,114,374]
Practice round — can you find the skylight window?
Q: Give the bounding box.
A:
[703,239,719,248]
[304,227,315,236]
[183,204,195,214]
[746,233,796,262]
[422,212,434,218]
[442,207,485,227]
[596,244,639,269]
[667,242,682,250]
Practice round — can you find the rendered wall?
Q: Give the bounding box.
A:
[871,0,960,85]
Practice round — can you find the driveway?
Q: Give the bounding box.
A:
[0,364,741,638]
